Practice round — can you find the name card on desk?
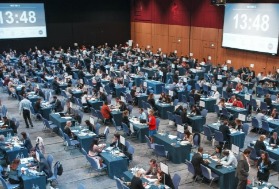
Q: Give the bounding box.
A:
[159,71,163,76]
[143,82,147,87]
[124,75,127,79]
[217,75,222,80]
[70,102,73,108]
[183,78,187,82]
[90,116,94,125]
[100,87,103,93]
[199,101,205,108]
[188,126,192,133]
[172,64,175,68]
[177,124,184,133]
[169,90,173,96]
[211,85,217,91]
[120,135,125,146]
[160,162,169,174]
[238,114,246,121]
[231,144,239,155]
[244,94,251,101]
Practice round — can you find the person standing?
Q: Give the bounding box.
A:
[236,148,251,189]
[147,109,157,143]
[19,94,34,128]
[257,152,271,182]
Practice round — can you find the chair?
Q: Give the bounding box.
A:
[114,176,123,189]
[107,94,112,105]
[95,123,101,135]
[260,102,268,113]
[122,123,130,136]
[222,91,229,100]
[242,123,249,136]
[156,118,160,131]
[201,109,208,117]
[177,132,185,140]
[127,145,135,166]
[200,164,219,187]
[127,105,133,115]
[153,144,168,161]
[247,146,260,164]
[271,95,276,101]
[42,118,58,135]
[0,176,19,189]
[167,111,175,124]
[86,155,107,175]
[63,133,80,154]
[112,119,122,132]
[262,120,273,137]
[214,131,226,148]
[250,99,258,112]
[172,173,181,189]
[185,160,198,184]
[174,115,183,125]
[192,134,200,148]
[189,96,195,106]
[182,95,187,104]
[214,104,222,118]
[222,108,232,120]
[1,105,7,117]
[81,148,87,156]
[145,135,155,153]
[203,125,214,142]
[173,99,179,106]
[251,117,260,133]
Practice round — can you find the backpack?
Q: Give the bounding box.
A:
[54,161,63,176]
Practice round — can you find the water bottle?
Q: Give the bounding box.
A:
[20,153,24,159]
[32,184,36,189]
[16,153,20,159]
[35,185,40,189]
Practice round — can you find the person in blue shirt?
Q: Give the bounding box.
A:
[138,108,147,123]
[21,132,33,153]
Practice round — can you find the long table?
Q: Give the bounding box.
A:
[153,134,191,164]
[49,113,76,132]
[146,80,164,94]
[70,126,97,152]
[156,103,174,119]
[100,151,129,179]
[187,115,206,133]
[200,98,217,112]
[208,123,245,148]
[129,119,148,143]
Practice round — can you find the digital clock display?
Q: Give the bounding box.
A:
[222,3,279,54]
[0,3,47,39]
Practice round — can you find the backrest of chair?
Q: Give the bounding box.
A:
[47,155,54,172]
[252,117,259,128]
[87,155,98,170]
[128,145,135,155]
[112,118,117,127]
[222,108,228,116]
[203,125,212,137]
[173,99,179,106]
[193,133,200,146]
[128,105,133,114]
[114,176,123,189]
[145,135,152,149]
[121,183,129,189]
[214,131,224,142]
[59,128,64,139]
[271,95,276,101]
[177,132,185,140]
[0,175,8,189]
[200,164,211,179]
[172,173,181,189]
[95,123,101,135]
[262,120,269,130]
[156,118,160,130]
[122,123,130,134]
[248,146,258,159]
[104,126,109,138]
[242,123,249,136]
[214,104,220,114]
[154,144,165,156]
[201,109,208,117]
[260,102,267,110]
[167,111,174,120]
[185,160,195,175]
[63,133,71,144]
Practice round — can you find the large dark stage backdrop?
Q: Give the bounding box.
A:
[0,0,131,52]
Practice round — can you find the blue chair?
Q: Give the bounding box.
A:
[250,99,258,112]
[177,132,185,140]
[112,119,122,132]
[222,91,229,100]
[185,160,198,184]
[173,99,179,106]
[182,95,187,104]
[1,105,7,117]
[262,120,273,137]
[81,148,87,156]
[222,108,233,120]
[42,118,58,135]
[86,155,107,175]
[127,105,133,115]
[145,135,155,152]
[127,145,135,164]
[172,173,181,189]
[201,109,208,117]
[167,111,175,123]
[189,96,195,106]
[121,183,130,189]
[200,164,219,187]
[174,115,183,125]
[247,146,260,165]
[214,104,222,118]
[0,175,19,189]
[203,125,214,142]
[114,176,123,189]
[95,123,101,135]
[63,133,80,154]
[156,118,160,131]
[214,131,226,148]
[122,123,130,136]
[260,102,268,112]
[195,83,200,91]
[242,123,249,136]
[251,117,260,133]
[271,95,276,101]
[153,144,168,161]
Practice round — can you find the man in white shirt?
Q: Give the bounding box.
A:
[221,150,238,167]
[233,75,241,83]
[138,108,147,123]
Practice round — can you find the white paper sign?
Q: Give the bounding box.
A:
[138,67,141,71]
[160,162,169,174]
[217,75,222,80]
[238,114,246,121]
[183,78,187,82]
[159,71,163,76]
[174,50,177,54]
[172,64,175,68]
[231,144,239,155]
[188,126,192,133]
[244,94,251,101]
[177,124,184,133]
[143,82,147,87]
[169,90,173,96]
[147,45,150,49]
[158,48,161,51]
[70,102,73,108]
[121,96,126,103]
[189,52,193,56]
[208,56,211,60]
[182,58,186,62]
[227,60,231,64]
[120,135,125,145]
[211,85,217,91]
[124,75,127,79]
[199,101,205,107]
[106,69,108,74]
[100,87,103,93]
[90,116,95,125]
[250,64,254,68]
[128,40,133,47]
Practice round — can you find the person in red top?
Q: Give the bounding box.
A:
[101,101,112,121]
[233,97,244,108]
[228,95,236,103]
[147,109,157,143]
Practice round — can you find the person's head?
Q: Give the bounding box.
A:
[113,133,120,141]
[10,159,20,170]
[139,108,144,114]
[148,93,154,99]
[222,150,230,157]
[149,159,157,167]
[0,135,5,142]
[2,116,7,122]
[21,132,27,139]
[184,129,191,137]
[272,132,278,139]
[123,110,129,116]
[85,120,91,126]
[259,135,266,142]
[260,152,269,164]
[215,145,222,153]
[157,171,164,183]
[104,101,108,106]
[235,118,241,125]
[243,148,251,157]
[22,94,27,98]
[53,96,57,100]
[223,120,228,126]
[135,170,143,178]
[66,121,72,127]
[149,109,154,116]
[92,138,99,146]
[198,147,203,153]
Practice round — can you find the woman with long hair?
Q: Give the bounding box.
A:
[257,152,271,182]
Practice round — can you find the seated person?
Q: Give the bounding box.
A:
[84,120,96,133]
[21,132,33,153]
[64,121,76,139]
[254,135,267,157]
[235,82,243,92]
[8,159,23,188]
[35,88,45,100]
[233,97,244,108]
[110,133,132,160]
[218,98,226,109]
[183,129,193,145]
[264,94,272,107]
[119,101,128,111]
[34,98,42,114]
[159,92,167,102]
[2,116,17,134]
[50,96,64,112]
[147,93,156,110]
[130,170,145,189]
[156,167,175,189]
[145,159,158,178]
[165,95,172,104]
[190,105,201,116]
[130,85,137,99]
[211,89,220,99]
[37,154,53,179]
[228,95,236,103]
[88,138,105,167]
[271,108,278,119]
[269,132,279,146]
[233,118,242,131]
[220,150,238,167]
[138,108,147,123]
[211,145,223,159]
[99,91,107,102]
[122,110,131,132]
[100,101,112,121]
[174,105,183,115]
